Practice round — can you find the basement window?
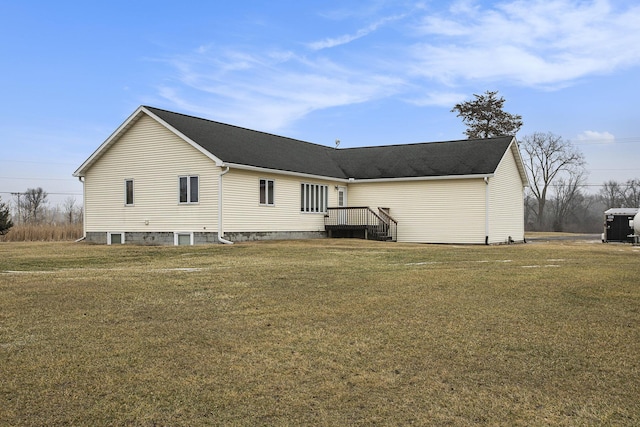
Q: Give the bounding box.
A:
[174,232,194,246]
[107,232,125,245]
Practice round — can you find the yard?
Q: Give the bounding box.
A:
[1,238,639,425]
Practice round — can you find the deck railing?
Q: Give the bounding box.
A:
[377,208,398,242]
[324,207,397,241]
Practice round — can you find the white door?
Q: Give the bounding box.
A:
[338,187,347,224]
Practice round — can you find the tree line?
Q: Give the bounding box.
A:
[0,188,83,236]
[453,91,639,233]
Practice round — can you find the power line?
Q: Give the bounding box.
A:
[0,176,77,182]
[589,168,640,171]
[569,137,640,146]
[0,191,82,196]
[0,159,80,166]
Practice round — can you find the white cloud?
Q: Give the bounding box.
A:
[159,48,405,132]
[307,14,405,50]
[576,130,616,144]
[154,0,640,133]
[307,32,366,51]
[406,91,468,107]
[411,0,640,87]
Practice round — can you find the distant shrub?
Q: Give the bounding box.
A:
[0,223,83,242]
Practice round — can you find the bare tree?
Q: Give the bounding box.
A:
[623,179,640,207]
[62,197,77,224]
[76,205,83,225]
[23,187,48,224]
[520,132,586,230]
[451,90,523,139]
[599,180,625,208]
[549,170,587,232]
[524,190,536,229]
[11,192,26,224]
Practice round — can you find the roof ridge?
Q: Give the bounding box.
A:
[336,135,513,151]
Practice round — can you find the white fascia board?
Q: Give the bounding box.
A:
[224,162,492,184]
[222,162,349,183]
[505,137,530,188]
[73,106,146,177]
[348,173,494,184]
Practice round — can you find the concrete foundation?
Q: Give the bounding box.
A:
[223,230,327,242]
[85,230,326,245]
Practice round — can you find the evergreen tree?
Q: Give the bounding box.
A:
[451,90,523,139]
[0,196,13,236]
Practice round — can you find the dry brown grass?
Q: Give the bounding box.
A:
[0,223,83,242]
[1,239,639,425]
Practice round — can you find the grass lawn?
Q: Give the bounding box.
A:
[1,239,639,425]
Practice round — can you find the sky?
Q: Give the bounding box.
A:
[2,0,640,206]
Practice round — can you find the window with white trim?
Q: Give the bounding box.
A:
[125,179,134,206]
[259,179,275,206]
[179,176,199,204]
[108,232,125,245]
[174,232,194,246]
[300,183,328,213]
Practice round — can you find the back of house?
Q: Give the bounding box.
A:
[73,106,528,245]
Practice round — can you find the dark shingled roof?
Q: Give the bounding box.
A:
[330,137,514,179]
[146,106,514,180]
[146,107,346,178]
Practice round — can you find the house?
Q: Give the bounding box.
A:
[73,106,529,245]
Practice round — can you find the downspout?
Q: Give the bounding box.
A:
[217,166,234,244]
[484,176,490,245]
[75,176,86,242]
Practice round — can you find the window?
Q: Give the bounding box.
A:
[107,232,125,245]
[179,176,199,204]
[259,179,275,205]
[301,183,328,213]
[174,232,193,246]
[125,179,134,206]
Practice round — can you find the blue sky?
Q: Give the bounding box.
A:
[2,0,640,205]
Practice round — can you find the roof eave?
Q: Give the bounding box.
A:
[349,173,495,184]
[223,162,349,182]
[506,137,530,187]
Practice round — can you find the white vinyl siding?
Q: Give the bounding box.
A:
[84,114,218,232]
[223,169,340,233]
[348,179,487,244]
[488,145,526,243]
